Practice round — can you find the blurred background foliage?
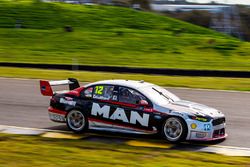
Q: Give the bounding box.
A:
[165,5,250,41]
[0,0,249,71]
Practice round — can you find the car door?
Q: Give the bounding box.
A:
[82,84,119,129]
[113,86,155,132]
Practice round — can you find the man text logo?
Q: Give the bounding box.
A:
[91,103,149,127]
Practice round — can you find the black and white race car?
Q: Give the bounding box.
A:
[40,78,227,142]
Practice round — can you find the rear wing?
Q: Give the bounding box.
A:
[40,78,80,96]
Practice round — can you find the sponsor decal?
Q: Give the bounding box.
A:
[172,111,184,116]
[91,103,149,127]
[196,117,208,122]
[154,115,162,120]
[204,124,211,131]
[189,115,209,122]
[41,86,46,91]
[191,123,197,129]
[196,132,207,138]
[60,98,76,106]
[112,95,118,101]
[65,97,73,101]
[49,113,65,122]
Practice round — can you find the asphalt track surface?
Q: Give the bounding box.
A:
[0,77,250,148]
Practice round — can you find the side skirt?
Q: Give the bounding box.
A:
[88,119,157,135]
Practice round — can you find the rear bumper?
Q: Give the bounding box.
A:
[48,107,66,122]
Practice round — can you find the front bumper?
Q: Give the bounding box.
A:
[189,131,227,141]
[186,118,227,141]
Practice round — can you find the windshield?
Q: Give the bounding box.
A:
[139,85,180,105]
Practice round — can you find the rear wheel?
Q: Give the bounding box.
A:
[66,110,88,133]
[162,117,187,143]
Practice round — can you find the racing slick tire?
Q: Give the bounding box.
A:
[162,117,188,143]
[66,110,88,133]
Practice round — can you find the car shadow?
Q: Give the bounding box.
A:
[44,124,225,148]
[45,124,70,131]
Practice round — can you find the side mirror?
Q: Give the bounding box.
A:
[138,100,149,107]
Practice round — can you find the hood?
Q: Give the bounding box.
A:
[158,100,224,118]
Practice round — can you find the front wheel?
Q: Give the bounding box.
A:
[162,117,187,143]
[66,110,88,133]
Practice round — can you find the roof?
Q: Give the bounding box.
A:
[85,79,154,89]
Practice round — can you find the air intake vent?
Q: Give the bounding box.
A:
[212,117,226,126]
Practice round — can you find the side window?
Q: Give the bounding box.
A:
[93,85,114,100]
[82,86,94,98]
[119,87,147,104]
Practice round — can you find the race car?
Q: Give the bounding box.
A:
[40,78,227,142]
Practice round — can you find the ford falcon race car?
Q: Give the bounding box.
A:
[40,78,227,142]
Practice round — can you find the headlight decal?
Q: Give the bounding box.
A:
[188,115,210,122]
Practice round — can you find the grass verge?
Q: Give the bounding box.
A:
[0,133,249,167]
[0,67,250,91]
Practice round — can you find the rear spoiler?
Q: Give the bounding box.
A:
[40,78,80,96]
